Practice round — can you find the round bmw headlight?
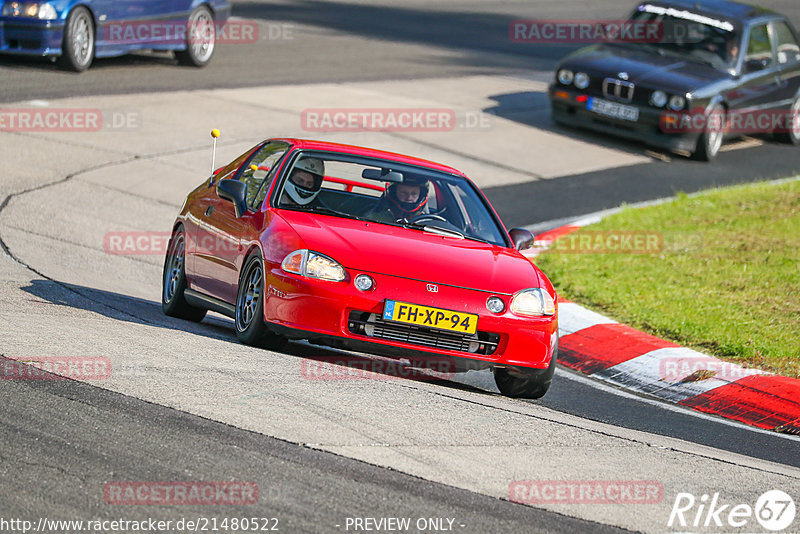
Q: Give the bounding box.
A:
[557,69,574,85]
[574,72,590,90]
[354,274,375,291]
[486,296,505,314]
[650,90,668,108]
[669,95,686,111]
[510,288,556,317]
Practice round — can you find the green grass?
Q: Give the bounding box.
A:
[535,179,800,378]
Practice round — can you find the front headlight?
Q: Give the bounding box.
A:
[557,69,574,85]
[574,72,590,90]
[510,288,556,317]
[669,95,686,111]
[2,2,58,19]
[281,249,346,282]
[650,90,668,108]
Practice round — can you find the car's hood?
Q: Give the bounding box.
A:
[276,210,542,294]
[562,44,730,93]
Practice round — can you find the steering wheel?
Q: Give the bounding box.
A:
[408,213,449,225]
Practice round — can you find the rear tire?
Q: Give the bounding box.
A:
[776,96,800,145]
[175,6,216,67]
[691,103,725,161]
[58,7,94,72]
[494,338,557,399]
[162,228,207,322]
[235,254,286,349]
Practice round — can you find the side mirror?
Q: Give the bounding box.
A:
[509,228,535,251]
[743,58,769,73]
[216,179,248,218]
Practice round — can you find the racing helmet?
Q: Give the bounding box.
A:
[285,157,325,205]
[386,174,429,216]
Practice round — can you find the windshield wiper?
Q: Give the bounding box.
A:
[285,205,365,221]
[402,221,465,239]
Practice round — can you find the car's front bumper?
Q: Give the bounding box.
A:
[263,265,558,372]
[0,18,63,57]
[549,85,700,153]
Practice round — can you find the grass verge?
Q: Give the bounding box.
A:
[535,179,800,378]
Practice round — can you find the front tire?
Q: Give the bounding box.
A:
[175,6,216,67]
[235,254,285,349]
[494,338,557,399]
[691,103,725,162]
[59,6,95,72]
[776,96,800,145]
[162,229,207,322]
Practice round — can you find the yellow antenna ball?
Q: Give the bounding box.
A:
[211,129,221,138]
[250,164,258,171]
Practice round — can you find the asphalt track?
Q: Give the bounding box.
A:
[2,1,800,532]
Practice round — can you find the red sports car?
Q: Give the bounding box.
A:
[162,139,558,398]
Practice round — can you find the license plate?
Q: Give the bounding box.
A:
[587,97,640,122]
[383,300,478,335]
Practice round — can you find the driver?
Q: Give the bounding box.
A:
[370,174,429,222]
[280,157,325,207]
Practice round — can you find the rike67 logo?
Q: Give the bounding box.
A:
[668,490,796,532]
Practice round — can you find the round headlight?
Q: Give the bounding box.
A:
[38,4,58,20]
[354,274,374,291]
[510,288,556,317]
[486,296,505,314]
[574,72,590,90]
[557,69,574,85]
[650,90,668,108]
[669,95,686,111]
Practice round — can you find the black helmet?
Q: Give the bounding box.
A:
[386,174,429,216]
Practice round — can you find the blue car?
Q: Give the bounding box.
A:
[0,0,231,71]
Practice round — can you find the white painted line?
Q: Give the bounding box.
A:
[558,301,617,337]
[555,367,800,442]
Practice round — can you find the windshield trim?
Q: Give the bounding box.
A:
[271,149,513,248]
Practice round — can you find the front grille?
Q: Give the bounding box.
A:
[348,311,499,356]
[603,78,635,102]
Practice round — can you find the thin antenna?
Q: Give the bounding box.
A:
[210,128,221,175]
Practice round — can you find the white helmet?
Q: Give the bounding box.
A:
[284,157,324,205]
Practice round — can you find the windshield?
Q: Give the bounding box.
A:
[275,152,509,247]
[629,4,741,71]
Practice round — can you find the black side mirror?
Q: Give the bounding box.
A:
[216,179,248,218]
[509,228,535,251]
[743,58,769,73]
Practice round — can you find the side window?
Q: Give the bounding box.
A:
[773,21,800,64]
[214,144,261,182]
[745,24,774,67]
[238,142,289,208]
